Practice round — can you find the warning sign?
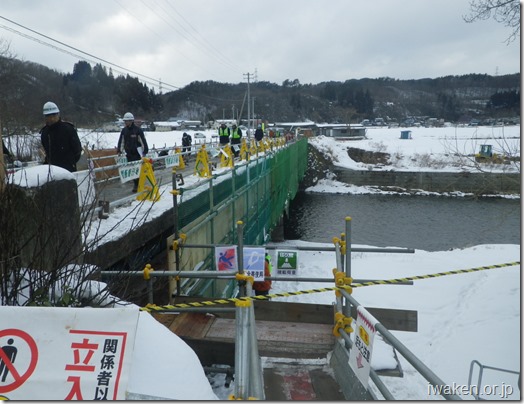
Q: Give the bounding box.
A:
[215,246,238,271]
[0,329,38,393]
[348,306,378,389]
[0,307,139,400]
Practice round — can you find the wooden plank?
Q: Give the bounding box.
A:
[168,312,216,339]
[171,297,333,323]
[170,297,417,331]
[253,300,334,324]
[151,313,175,329]
[205,318,335,359]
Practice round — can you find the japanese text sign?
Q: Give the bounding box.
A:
[348,306,378,389]
[0,307,139,400]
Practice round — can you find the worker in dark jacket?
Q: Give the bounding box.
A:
[230,124,242,157]
[218,123,230,145]
[254,124,264,142]
[182,132,192,156]
[40,101,82,173]
[117,112,149,192]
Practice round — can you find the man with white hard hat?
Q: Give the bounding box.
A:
[40,101,82,172]
[116,112,149,193]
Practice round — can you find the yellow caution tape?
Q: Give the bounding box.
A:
[139,261,519,311]
[235,299,251,308]
[351,261,520,287]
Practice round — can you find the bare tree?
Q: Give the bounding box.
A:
[0,165,168,307]
[463,0,521,44]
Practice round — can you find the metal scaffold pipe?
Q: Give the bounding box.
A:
[178,243,414,254]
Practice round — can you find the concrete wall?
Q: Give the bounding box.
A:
[333,167,520,194]
[10,177,82,272]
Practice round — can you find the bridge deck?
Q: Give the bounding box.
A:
[155,311,335,359]
[153,311,345,400]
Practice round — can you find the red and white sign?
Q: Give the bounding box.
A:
[0,307,139,400]
[348,306,378,389]
[215,246,238,271]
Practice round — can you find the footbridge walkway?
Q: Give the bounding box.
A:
[84,136,308,276]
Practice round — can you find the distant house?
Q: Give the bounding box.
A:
[179,120,202,129]
[317,124,367,140]
[274,121,317,135]
[212,119,237,129]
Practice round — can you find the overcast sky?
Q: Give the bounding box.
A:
[0,0,520,92]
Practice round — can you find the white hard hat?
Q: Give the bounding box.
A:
[43,101,60,115]
[123,112,134,121]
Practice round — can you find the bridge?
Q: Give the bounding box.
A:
[84,136,308,282]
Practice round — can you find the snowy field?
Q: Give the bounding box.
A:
[77,124,520,173]
[308,125,520,173]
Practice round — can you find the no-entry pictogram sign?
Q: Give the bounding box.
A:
[0,329,38,393]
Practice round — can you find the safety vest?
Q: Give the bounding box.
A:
[219,127,229,138]
[265,253,272,274]
[231,128,241,139]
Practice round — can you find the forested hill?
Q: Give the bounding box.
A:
[0,56,519,133]
[164,75,520,125]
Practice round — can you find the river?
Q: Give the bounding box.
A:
[284,192,520,251]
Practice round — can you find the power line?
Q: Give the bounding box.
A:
[0,15,246,103]
[113,0,223,82]
[0,15,171,92]
[114,0,240,82]
[158,0,242,73]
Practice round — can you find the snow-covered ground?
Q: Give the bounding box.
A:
[3,125,520,400]
[307,125,520,173]
[78,124,520,171]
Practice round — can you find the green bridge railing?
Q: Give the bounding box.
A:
[173,137,308,296]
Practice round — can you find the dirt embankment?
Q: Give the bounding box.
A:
[346,147,390,165]
[300,144,335,190]
[301,145,391,190]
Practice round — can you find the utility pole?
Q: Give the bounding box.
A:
[252,97,256,129]
[243,71,257,140]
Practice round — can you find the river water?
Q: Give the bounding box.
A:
[284,192,520,251]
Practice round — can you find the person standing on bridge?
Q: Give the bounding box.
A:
[254,124,264,142]
[253,253,272,297]
[117,112,149,193]
[182,132,192,160]
[230,124,242,157]
[218,122,230,146]
[40,101,82,173]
